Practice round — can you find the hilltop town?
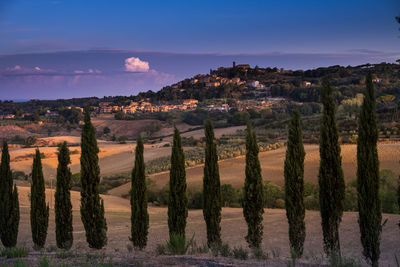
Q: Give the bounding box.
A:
[0,61,399,144]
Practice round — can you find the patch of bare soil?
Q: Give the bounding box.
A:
[0,125,33,139]
[91,115,160,138]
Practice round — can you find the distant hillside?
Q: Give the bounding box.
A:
[133,62,400,103]
[1,62,399,113]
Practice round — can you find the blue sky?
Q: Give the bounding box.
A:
[0,0,399,99]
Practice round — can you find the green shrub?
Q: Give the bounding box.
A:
[233,246,249,260]
[46,245,57,252]
[0,247,28,258]
[166,234,194,255]
[155,244,166,255]
[56,250,75,259]
[304,195,319,210]
[39,256,50,267]
[328,252,362,267]
[210,242,231,257]
[263,181,284,208]
[11,260,27,267]
[221,184,241,207]
[196,243,209,254]
[188,240,209,255]
[252,247,268,260]
[187,189,203,209]
[219,243,231,257]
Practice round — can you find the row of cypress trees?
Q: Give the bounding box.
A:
[0,110,106,250]
[129,118,264,250]
[0,73,388,266]
[284,73,382,266]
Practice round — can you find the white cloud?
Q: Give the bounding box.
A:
[34,66,41,71]
[7,65,22,71]
[124,57,149,72]
[73,69,102,75]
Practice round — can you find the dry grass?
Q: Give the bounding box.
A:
[92,114,169,138]
[9,139,174,179]
[12,186,400,266]
[110,143,400,195]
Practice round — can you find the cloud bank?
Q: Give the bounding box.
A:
[124,57,149,72]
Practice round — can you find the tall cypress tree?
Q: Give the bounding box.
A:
[203,119,222,247]
[80,109,107,249]
[31,148,49,249]
[318,78,345,256]
[284,110,306,257]
[243,122,264,248]
[55,141,73,250]
[168,127,188,239]
[357,73,381,267]
[130,135,149,249]
[0,141,20,247]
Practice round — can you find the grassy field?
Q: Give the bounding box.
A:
[9,139,174,179]
[9,186,400,266]
[109,143,400,197]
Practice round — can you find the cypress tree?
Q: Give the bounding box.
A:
[168,127,188,239]
[284,110,305,257]
[357,73,381,267]
[31,148,49,249]
[0,141,20,247]
[243,122,264,248]
[203,119,222,247]
[80,109,107,249]
[130,135,149,249]
[55,141,73,250]
[318,78,345,256]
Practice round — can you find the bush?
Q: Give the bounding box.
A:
[189,242,208,254]
[39,256,50,267]
[117,136,128,144]
[274,198,285,209]
[304,195,319,210]
[221,184,241,207]
[103,126,111,135]
[12,170,28,180]
[219,243,232,257]
[0,247,29,258]
[232,246,249,260]
[328,252,362,267]
[155,244,166,255]
[166,234,194,255]
[252,247,268,260]
[11,260,27,267]
[10,135,25,144]
[210,242,231,257]
[380,169,399,213]
[263,181,284,208]
[187,188,203,209]
[56,250,76,259]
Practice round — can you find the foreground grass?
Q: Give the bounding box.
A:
[0,247,28,258]
[9,195,400,266]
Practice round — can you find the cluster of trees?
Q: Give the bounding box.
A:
[0,110,108,250]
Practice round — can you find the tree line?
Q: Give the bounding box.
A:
[0,74,398,266]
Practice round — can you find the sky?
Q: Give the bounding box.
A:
[0,0,399,99]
